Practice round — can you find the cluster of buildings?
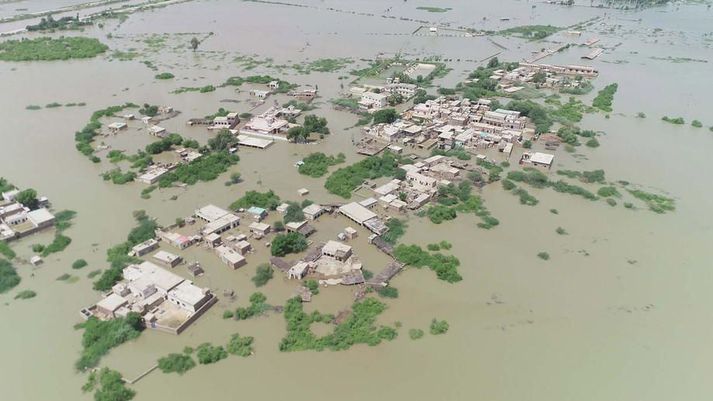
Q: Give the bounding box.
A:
[0,190,54,242]
[86,260,216,335]
[493,62,599,92]
[137,147,204,185]
[350,80,419,111]
[239,106,302,140]
[364,96,534,153]
[272,240,365,288]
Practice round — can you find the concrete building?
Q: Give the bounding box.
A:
[153,250,182,268]
[359,92,388,111]
[322,240,353,262]
[249,222,271,237]
[130,239,159,257]
[302,204,325,221]
[215,245,247,269]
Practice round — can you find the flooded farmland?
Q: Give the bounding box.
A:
[1,1,712,400]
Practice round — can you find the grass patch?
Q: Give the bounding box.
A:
[627,189,675,214]
[14,289,36,300]
[0,36,107,61]
[592,83,618,112]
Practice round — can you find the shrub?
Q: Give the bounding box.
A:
[158,353,195,374]
[14,290,36,300]
[72,259,88,269]
[537,252,550,260]
[195,343,227,365]
[376,287,399,298]
[226,333,254,357]
[271,232,308,257]
[429,319,449,335]
[409,328,424,340]
[251,263,273,287]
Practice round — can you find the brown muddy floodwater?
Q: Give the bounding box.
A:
[1,1,712,400]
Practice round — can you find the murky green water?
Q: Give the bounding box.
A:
[1,1,712,400]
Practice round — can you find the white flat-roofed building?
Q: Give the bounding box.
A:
[137,166,169,185]
[153,250,182,268]
[107,121,127,132]
[288,261,312,280]
[201,213,240,237]
[359,92,388,111]
[158,231,195,250]
[322,240,353,262]
[96,293,128,318]
[358,197,378,209]
[2,189,20,202]
[406,170,438,192]
[373,179,401,196]
[529,152,554,168]
[303,204,325,221]
[131,239,159,257]
[167,281,211,313]
[339,202,377,225]
[233,240,252,255]
[148,125,167,137]
[27,208,55,229]
[125,261,184,295]
[249,222,271,236]
[194,204,231,223]
[0,202,25,220]
[215,245,247,269]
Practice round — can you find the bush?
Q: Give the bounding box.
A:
[235,292,270,320]
[409,328,424,340]
[157,353,195,374]
[14,290,36,300]
[537,252,550,260]
[597,186,620,198]
[0,259,21,294]
[305,279,320,295]
[0,36,108,61]
[376,287,399,298]
[430,319,449,335]
[226,333,254,357]
[87,368,135,401]
[271,232,308,257]
[691,120,703,128]
[72,259,88,269]
[41,234,72,257]
[195,343,227,365]
[555,227,567,235]
[278,297,397,352]
[324,153,402,198]
[381,218,406,245]
[75,313,143,370]
[251,263,273,287]
[592,83,618,112]
[230,190,280,210]
[298,152,345,178]
[155,72,175,80]
[394,244,462,283]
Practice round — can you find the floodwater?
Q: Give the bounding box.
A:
[1,1,712,400]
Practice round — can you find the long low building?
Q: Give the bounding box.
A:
[338,202,389,235]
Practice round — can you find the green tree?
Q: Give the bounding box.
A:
[208,129,235,151]
[190,37,199,51]
[15,188,39,210]
[271,232,308,257]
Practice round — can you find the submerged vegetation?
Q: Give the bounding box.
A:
[158,353,196,375]
[0,36,108,61]
[298,152,345,178]
[325,152,403,198]
[75,312,143,370]
[592,83,618,112]
[498,25,561,40]
[628,189,675,213]
[279,297,397,352]
[394,244,462,283]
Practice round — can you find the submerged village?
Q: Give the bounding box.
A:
[0,1,707,401]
